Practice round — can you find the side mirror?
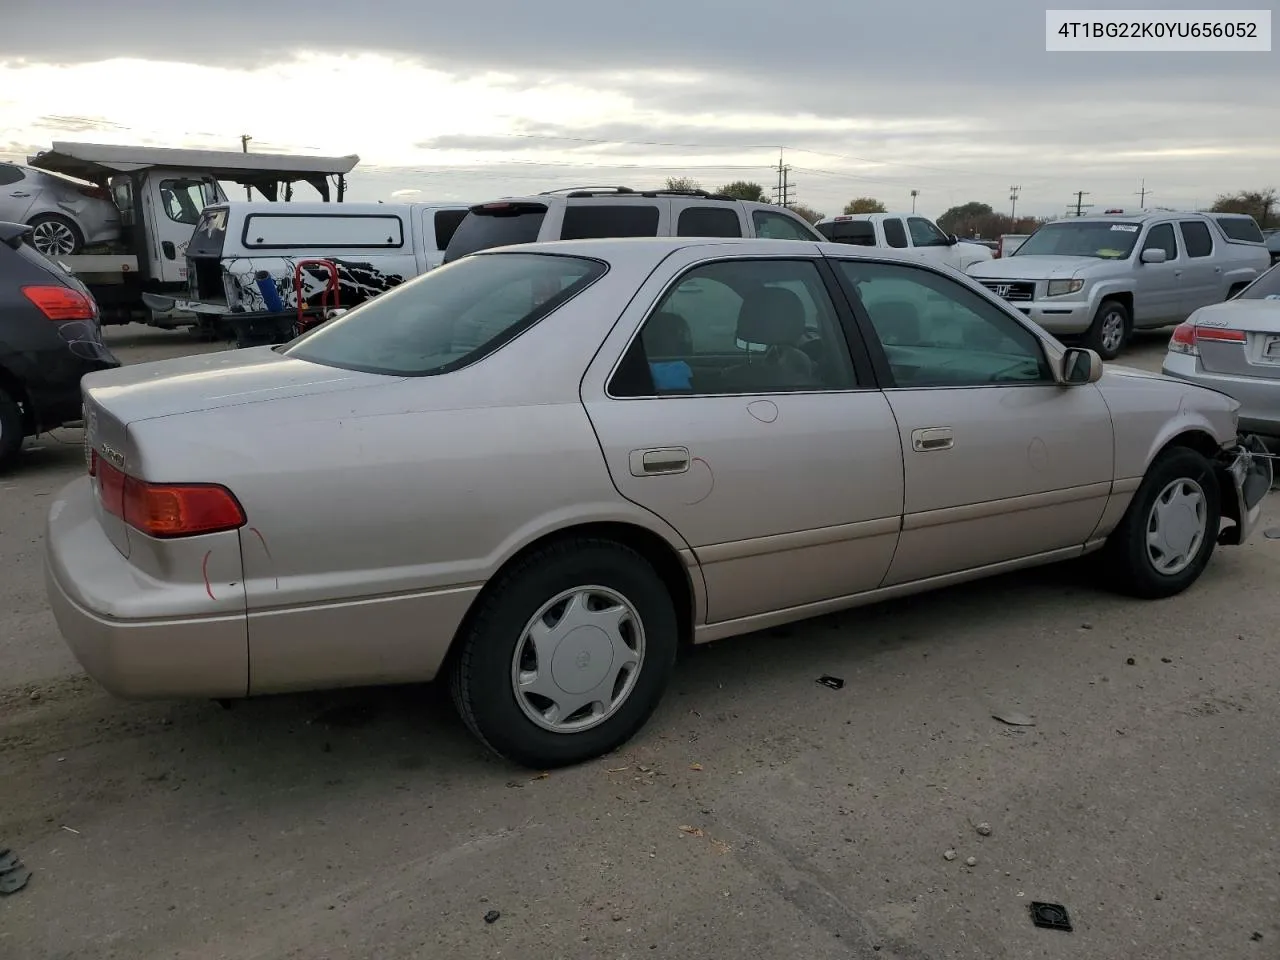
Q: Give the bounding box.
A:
[1060,347,1104,384]
[947,233,959,245]
[1140,248,1167,264]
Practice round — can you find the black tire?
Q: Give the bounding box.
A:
[1102,446,1221,599]
[450,538,679,768]
[0,385,24,473]
[1082,298,1130,361]
[27,213,85,257]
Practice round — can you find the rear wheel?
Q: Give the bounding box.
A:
[27,214,84,257]
[1082,299,1129,361]
[0,386,24,473]
[449,538,679,768]
[1102,446,1220,598]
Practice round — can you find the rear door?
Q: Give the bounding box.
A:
[1177,220,1223,314]
[0,164,37,222]
[580,246,904,624]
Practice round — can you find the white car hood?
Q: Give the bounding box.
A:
[968,256,1096,281]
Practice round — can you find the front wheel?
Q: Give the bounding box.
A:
[449,539,679,768]
[1102,446,1221,599]
[1082,299,1130,361]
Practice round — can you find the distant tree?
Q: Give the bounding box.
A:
[717,180,769,202]
[937,202,995,234]
[665,176,702,193]
[1210,188,1277,228]
[843,197,887,214]
[788,203,824,225]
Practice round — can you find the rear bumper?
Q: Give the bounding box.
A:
[1161,353,1280,437]
[44,477,248,699]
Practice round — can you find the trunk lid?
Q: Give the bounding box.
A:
[1191,300,1280,381]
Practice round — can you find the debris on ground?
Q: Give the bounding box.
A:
[1080,622,1093,630]
[965,856,978,867]
[689,763,703,771]
[976,822,992,837]
[816,675,845,690]
[530,772,549,781]
[992,709,1036,727]
[1161,657,1173,664]
[1126,658,1136,666]
[678,825,705,838]
[483,910,501,924]
[943,849,957,861]
[0,848,31,896]
[1252,931,1263,941]
[1029,902,1073,932]
[1263,527,1280,540]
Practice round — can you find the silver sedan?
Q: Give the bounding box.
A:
[1162,263,1280,441]
[46,238,1271,768]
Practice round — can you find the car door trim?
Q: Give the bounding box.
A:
[694,515,902,565]
[902,480,1112,531]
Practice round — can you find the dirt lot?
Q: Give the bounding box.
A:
[2,327,1278,960]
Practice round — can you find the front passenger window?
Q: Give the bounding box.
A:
[837,260,1052,387]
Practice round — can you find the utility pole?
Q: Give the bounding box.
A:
[1072,190,1092,217]
[773,150,793,207]
[1135,179,1150,208]
[1009,185,1021,228]
[240,135,253,200]
[910,189,919,213]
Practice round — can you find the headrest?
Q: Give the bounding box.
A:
[735,287,806,346]
[644,310,693,356]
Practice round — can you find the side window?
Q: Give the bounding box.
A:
[609,258,857,397]
[1144,223,1178,260]
[433,209,468,251]
[907,217,950,247]
[677,206,743,237]
[1179,221,1214,258]
[882,218,909,248]
[0,164,25,186]
[836,260,1052,388]
[751,210,818,241]
[561,204,660,240]
[159,179,207,225]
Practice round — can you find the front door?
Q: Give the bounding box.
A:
[1133,221,1184,325]
[145,170,220,284]
[831,257,1114,584]
[581,248,904,624]
[906,216,959,270]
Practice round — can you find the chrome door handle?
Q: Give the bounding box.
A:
[629,447,690,477]
[911,427,953,452]
[9,191,31,197]
[1174,270,1183,277]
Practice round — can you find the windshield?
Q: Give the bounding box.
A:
[283,252,606,376]
[1014,221,1142,259]
[1236,263,1280,301]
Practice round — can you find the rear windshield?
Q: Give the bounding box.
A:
[188,207,228,258]
[443,205,547,262]
[1236,263,1280,300]
[282,252,606,376]
[815,220,875,245]
[1214,216,1264,243]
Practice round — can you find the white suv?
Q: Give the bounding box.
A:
[442,186,824,262]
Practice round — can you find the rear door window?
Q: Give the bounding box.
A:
[819,219,876,245]
[560,204,661,240]
[1179,221,1214,258]
[433,209,468,250]
[751,209,821,241]
[882,218,909,248]
[0,164,24,185]
[677,206,743,237]
[444,204,548,261]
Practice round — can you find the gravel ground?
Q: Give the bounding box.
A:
[2,325,1277,960]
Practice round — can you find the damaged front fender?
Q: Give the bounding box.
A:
[1216,435,1274,546]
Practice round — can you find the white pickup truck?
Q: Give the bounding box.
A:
[814,212,994,272]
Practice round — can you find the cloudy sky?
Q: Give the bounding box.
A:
[2,0,1276,220]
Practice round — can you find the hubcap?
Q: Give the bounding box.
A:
[510,586,645,734]
[1146,477,1207,575]
[1100,310,1125,354]
[31,220,77,256]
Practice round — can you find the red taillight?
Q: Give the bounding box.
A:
[93,458,245,538]
[1170,322,1197,350]
[481,202,512,210]
[1192,326,1246,343]
[1169,322,1247,357]
[22,285,97,321]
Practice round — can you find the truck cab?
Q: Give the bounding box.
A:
[814,212,995,272]
[25,142,359,327]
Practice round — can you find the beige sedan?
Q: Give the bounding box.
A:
[46,238,1272,768]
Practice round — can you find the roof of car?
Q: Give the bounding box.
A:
[472,235,927,265]
[1049,210,1222,225]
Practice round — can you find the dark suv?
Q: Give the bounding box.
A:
[0,221,119,470]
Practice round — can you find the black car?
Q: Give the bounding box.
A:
[0,221,119,470]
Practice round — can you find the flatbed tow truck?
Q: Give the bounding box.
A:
[25,141,358,328]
